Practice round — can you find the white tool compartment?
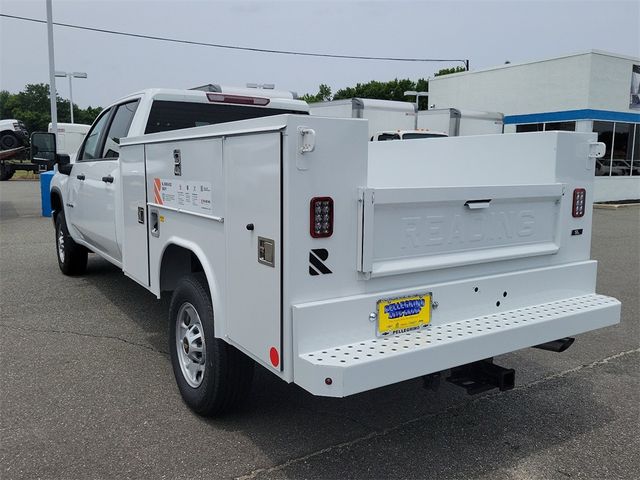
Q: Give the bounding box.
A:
[119,119,620,397]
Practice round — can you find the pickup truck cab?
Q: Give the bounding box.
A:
[37,87,620,417]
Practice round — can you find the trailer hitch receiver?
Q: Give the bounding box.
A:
[446,358,515,395]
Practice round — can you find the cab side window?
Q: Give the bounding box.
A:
[102,100,140,158]
[80,109,111,160]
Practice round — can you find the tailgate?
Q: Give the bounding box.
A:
[358,183,563,277]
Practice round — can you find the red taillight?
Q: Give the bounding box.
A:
[206,93,270,106]
[310,197,333,238]
[572,188,586,218]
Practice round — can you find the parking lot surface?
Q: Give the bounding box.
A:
[1,180,638,480]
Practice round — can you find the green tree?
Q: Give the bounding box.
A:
[332,78,431,110]
[300,83,332,103]
[434,66,467,77]
[0,83,102,134]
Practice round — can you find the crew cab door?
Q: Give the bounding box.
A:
[72,100,139,263]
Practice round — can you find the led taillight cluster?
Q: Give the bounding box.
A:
[310,197,333,238]
[572,188,586,218]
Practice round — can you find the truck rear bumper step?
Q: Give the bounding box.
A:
[294,294,620,397]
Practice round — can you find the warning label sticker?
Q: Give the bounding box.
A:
[153,178,213,214]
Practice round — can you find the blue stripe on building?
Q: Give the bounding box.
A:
[504,109,640,125]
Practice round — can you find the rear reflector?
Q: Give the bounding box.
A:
[310,197,333,238]
[206,93,270,106]
[572,188,586,217]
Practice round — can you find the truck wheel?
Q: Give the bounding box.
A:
[169,273,254,416]
[0,163,14,181]
[0,133,19,150]
[55,211,88,275]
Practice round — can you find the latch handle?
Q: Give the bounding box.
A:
[465,199,492,209]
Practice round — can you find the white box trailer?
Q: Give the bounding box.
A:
[117,117,619,405]
[48,123,90,157]
[309,98,415,136]
[418,108,504,136]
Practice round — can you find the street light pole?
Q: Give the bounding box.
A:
[68,75,74,123]
[55,71,87,124]
[404,90,429,129]
[46,0,57,137]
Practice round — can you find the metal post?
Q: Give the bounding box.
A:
[68,74,74,123]
[46,0,57,136]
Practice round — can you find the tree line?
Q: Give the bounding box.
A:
[300,66,466,109]
[0,83,103,134]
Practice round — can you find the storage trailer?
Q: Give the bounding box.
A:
[417,108,504,136]
[310,98,415,136]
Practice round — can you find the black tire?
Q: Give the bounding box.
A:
[55,211,88,275]
[0,132,19,150]
[0,163,14,181]
[169,273,254,416]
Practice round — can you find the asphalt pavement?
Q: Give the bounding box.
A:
[1,180,638,480]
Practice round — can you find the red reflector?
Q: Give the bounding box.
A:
[572,188,586,218]
[310,197,334,238]
[206,93,270,106]
[269,347,279,367]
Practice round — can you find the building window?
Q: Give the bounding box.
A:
[593,121,640,176]
[516,123,544,132]
[544,121,575,131]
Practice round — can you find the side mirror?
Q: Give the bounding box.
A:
[31,132,57,170]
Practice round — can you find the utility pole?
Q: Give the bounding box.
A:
[46,0,57,137]
[56,71,88,123]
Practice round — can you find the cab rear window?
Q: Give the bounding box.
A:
[145,100,308,134]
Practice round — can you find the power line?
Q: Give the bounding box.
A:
[0,13,468,67]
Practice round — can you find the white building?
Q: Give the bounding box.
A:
[428,50,640,201]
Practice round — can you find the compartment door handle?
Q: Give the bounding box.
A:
[464,199,492,209]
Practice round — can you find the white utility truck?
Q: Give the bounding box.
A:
[371,130,448,141]
[417,108,504,136]
[310,98,415,137]
[34,86,621,416]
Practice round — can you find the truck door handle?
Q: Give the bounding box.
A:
[102,175,114,183]
[76,174,85,180]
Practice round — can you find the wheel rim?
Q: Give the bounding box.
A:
[57,225,65,263]
[175,302,206,388]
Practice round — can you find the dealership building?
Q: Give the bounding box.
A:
[428,50,640,201]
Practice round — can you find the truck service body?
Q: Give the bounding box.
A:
[46,87,620,415]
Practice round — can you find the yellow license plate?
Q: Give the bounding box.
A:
[377,294,431,336]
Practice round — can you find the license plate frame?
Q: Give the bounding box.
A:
[376,292,432,337]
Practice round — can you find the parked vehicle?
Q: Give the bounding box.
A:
[0,119,30,180]
[33,86,620,416]
[0,119,29,150]
[417,108,504,136]
[310,98,415,137]
[48,123,91,158]
[371,129,448,141]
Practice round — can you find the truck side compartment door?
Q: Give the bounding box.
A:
[225,132,282,370]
